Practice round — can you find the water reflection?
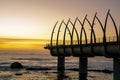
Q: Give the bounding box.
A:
[79,73,87,80]
[57,70,87,80]
[57,70,71,80]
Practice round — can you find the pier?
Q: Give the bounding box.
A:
[44,10,120,80]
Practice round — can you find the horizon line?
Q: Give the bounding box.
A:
[0,37,50,41]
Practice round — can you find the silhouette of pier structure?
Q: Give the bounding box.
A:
[44,10,120,80]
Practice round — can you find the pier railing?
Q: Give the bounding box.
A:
[45,36,117,48]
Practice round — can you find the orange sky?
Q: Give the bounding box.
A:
[0,38,50,50]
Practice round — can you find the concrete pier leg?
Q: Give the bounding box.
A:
[57,56,65,80]
[58,56,65,71]
[79,57,88,80]
[113,58,120,80]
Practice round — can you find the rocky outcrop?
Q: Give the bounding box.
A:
[10,62,23,69]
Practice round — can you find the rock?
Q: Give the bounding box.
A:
[26,67,51,70]
[10,62,23,69]
[88,69,113,74]
[15,73,22,76]
[68,68,79,71]
[102,69,113,73]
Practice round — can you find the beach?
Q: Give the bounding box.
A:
[0,50,113,80]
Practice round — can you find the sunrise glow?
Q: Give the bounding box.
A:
[0,38,50,50]
[0,0,119,50]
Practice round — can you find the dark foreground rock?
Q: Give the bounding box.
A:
[88,69,113,74]
[10,62,23,69]
[68,68,79,71]
[15,73,22,76]
[68,68,113,74]
[26,67,51,70]
[102,69,113,73]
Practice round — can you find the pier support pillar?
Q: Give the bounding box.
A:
[113,58,120,80]
[79,57,88,80]
[58,56,65,71]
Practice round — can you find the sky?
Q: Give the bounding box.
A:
[0,38,50,50]
[0,0,120,39]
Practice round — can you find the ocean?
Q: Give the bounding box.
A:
[0,50,113,80]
